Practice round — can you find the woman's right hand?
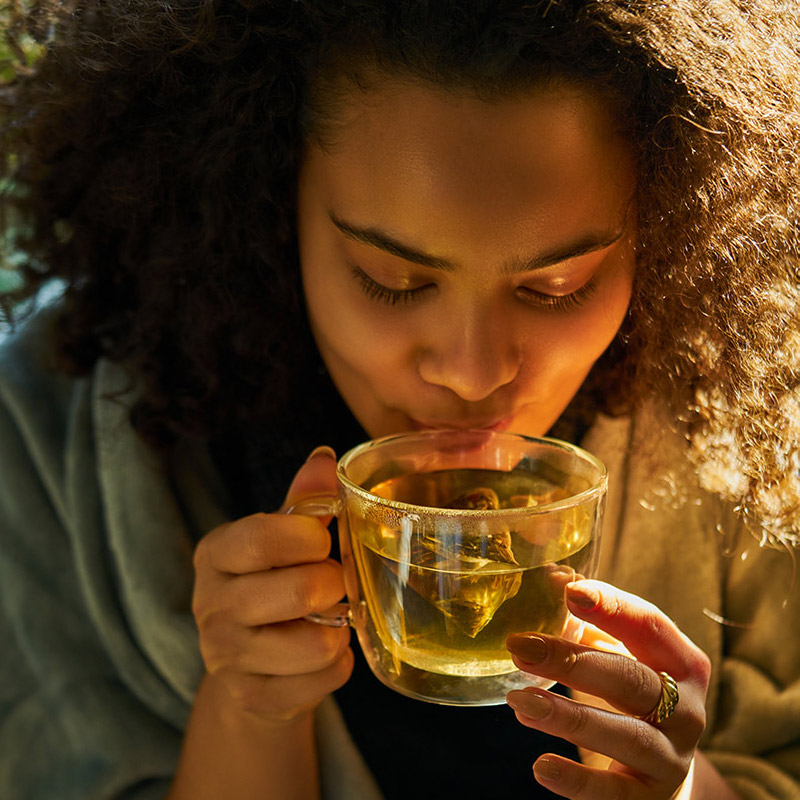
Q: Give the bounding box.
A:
[190,445,353,725]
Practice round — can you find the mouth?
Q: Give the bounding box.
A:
[409,416,513,433]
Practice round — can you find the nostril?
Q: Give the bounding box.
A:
[417,349,520,402]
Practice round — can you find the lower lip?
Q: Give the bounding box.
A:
[409,417,512,433]
[485,418,512,432]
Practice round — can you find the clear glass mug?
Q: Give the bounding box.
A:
[289,429,607,706]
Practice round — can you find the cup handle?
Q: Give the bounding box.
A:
[285,495,353,628]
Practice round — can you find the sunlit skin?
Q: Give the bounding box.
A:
[297,77,636,440]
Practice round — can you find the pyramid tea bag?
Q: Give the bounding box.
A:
[407,486,522,637]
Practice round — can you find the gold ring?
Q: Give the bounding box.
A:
[640,671,679,724]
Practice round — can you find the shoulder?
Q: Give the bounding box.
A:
[0,286,93,502]
[0,283,77,417]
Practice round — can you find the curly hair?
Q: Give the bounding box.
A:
[2,0,799,544]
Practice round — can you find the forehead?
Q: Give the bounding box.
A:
[302,78,635,256]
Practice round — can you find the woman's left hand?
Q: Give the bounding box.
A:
[506,579,711,799]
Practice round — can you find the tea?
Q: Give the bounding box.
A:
[342,467,597,704]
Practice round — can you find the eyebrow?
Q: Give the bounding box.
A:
[329,212,624,274]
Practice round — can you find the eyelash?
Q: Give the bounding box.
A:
[351,265,599,312]
[516,278,599,312]
[351,266,430,306]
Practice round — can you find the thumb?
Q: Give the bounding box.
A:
[280,445,339,513]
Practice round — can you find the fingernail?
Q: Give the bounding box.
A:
[506,633,548,664]
[566,582,600,610]
[507,689,552,721]
[533,757,562,783]
[306,445,336,463]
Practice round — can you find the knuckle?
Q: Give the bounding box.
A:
[641,612,667,642]
[608,593,627,619]
[621,655,652,698]
[625,717,657,765]
[200,646,225,675]
[198,619,238,673]
[680,705,707,745]
[564,763,591,798]
[199,640,226,675]
[194,523,232,571]
[312,625,349,665]
[193,596,219,630]
[192,537,210,571]
[198,638,217,673]
[565,700,592,736]
[245,513,279,565]
[191,579,223,623]
[331,647,355,686]
[297,562,342,617]
[688,647,712,684]
[193,582,234,627]
[290,570,319,617]
[190,592,206,622]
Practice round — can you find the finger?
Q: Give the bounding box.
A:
[506,632,663,718]
[578,622,632,658]
[507,689,686,784]
[197,512,332,574]
[221,647,354,722]
[565,580,711,680]
[204,559,346,626]
[280,445,339,513]
[202,618,351,676]
[531,755,653,800]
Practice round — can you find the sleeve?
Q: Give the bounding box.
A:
[702,541,800,800]
[0,343,182,798]
[588,403,800,800]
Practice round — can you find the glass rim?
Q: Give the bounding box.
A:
[336,429,608,517]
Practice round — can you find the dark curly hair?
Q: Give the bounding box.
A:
[2,0,799,544]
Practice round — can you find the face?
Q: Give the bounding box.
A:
[297,77,636,439]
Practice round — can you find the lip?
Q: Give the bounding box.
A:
[409,416,513,433]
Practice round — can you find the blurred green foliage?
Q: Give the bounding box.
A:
[0,2,44,80]
[1,2,43,293]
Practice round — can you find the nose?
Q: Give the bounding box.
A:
[416,304,520,402]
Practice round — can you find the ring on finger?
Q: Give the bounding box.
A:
[639,671,679,725]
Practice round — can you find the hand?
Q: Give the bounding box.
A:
[191,446,352,725]
[506,580,711,799]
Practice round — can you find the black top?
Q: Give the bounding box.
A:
[211,363,579,800]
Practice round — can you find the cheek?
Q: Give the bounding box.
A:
[303,264,414,371]
[578,253,634,348]
[522,275,632,380]
[582,284,631,354]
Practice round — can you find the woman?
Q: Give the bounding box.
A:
[1,1,799,798]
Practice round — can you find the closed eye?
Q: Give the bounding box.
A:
[516,278,599,312]
[351,265,433,306]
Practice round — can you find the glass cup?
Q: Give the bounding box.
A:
[289,429,606,706]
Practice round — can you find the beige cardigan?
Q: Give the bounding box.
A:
[580,410,800,800]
